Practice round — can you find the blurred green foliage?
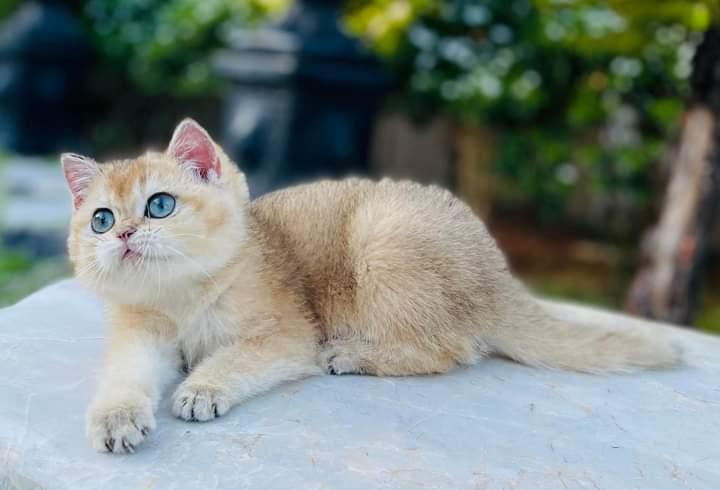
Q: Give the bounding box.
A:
[346,0,711,232]
[0,250,33,306]
[0,0,19,20]
[81,0,700,232]
[82,0,288,95]
[1,0,709,232]
[71,0,714,233]
[0,250,71,307]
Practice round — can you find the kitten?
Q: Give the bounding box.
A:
[63,119,678,454]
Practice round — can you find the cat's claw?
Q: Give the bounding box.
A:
[172,383,230,422]
[86,397,155,454]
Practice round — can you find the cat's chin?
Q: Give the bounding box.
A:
[74,258,182,302]
[91,274,187,306]
[117,252,173,266]
[95,257,221,301]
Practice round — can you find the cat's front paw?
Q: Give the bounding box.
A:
[319,343,366,375]
[86,395,155,454]
[172,383,231,422]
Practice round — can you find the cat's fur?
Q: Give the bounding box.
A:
[62,119,678,454]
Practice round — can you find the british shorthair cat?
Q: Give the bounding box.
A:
[62,119,678,454]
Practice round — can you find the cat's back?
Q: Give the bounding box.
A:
[249,177,475,246]
[249,177,497,281]
[249,178,371,246]
[249,177,503,334]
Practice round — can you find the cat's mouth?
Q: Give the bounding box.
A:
[120,246,173,264]
[121,247,142,262]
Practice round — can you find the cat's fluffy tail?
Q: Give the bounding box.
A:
[486,298,681,374]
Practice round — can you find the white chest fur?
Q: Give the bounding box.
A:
[177,306,238,370]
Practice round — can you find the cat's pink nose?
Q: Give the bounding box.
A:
[117,228,137,242]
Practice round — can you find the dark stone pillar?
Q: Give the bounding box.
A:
[0,0,93,154]
[214,0,391,196]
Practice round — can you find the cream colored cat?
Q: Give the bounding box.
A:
[62,119,678,454]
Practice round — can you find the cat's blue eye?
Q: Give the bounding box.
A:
[146,193,176,219]
[91,209,115,234]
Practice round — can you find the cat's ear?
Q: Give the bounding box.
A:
[61,153,100,209]
[167,118,221,180]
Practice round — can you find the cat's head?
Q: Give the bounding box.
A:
[63,119,250,304]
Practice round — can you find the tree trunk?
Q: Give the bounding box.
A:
[625,27,720,326]
[455,125,496,220]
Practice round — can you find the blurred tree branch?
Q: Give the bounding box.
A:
[626,25,720,325]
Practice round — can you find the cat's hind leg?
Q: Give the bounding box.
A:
[331,186,490,377]
[319,337,483,376]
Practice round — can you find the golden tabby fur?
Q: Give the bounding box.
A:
[62,119,678,454]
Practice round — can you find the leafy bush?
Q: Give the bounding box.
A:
[345,0,709,234]
[83,0,289,95]
[77,0,711,234]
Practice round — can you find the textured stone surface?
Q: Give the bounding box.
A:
[1,280,719,489]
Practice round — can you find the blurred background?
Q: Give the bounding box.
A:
[0,0,719,333]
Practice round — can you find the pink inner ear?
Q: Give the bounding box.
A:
[167,120,221,180]
[61,153,98,209]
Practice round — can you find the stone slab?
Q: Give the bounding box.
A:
[1,280,719,489]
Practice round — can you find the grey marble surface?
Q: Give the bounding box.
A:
[1,280,719,490]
